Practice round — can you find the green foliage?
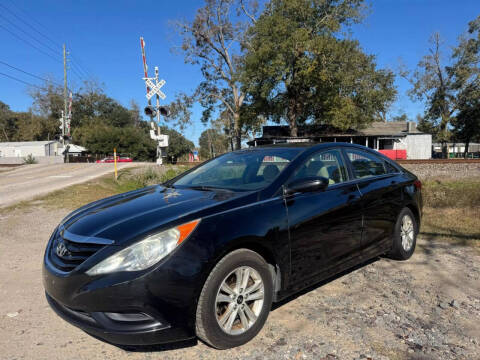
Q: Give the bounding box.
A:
[391,113,409,122]
[407,16,480,153]
[72,122,156,161]
[198,128,229,159]
[408,33,455,147]
[0,101,58,142]
[242,0,396,136]
[2,79,195,161]
[174,0,260,149]
[72,82,135,128]
[450,15,480,153]
[159,126,194,162]
[22,154,37,164]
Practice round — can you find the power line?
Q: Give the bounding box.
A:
[70,53,93,79]
[0,2,62,51]
[69,65,84,82]
[1,1,93,82]
[0,23,60,63]
[0,60,63,87]
[0,13,61,57]
[0,71,43,89]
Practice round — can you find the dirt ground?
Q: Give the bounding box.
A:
[1,205,479,360]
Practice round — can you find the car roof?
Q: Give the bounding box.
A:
[241,142,364,152]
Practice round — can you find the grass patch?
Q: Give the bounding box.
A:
[420,178,480,249]
[421,207,480,248]
[422,178,480,208]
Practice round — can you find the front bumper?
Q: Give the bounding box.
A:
[42,236,206,346]
[45,293,193,345]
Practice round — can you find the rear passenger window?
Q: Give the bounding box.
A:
[384,161,399,174]
[292,149,348,185]
[346,150,387,179]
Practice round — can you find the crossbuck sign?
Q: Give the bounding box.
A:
[144,78,166,100]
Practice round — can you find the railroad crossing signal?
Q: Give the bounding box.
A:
[144,78,166,100]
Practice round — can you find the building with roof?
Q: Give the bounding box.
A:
[0,141,67,164]
[0,141,61,158]
[67,144,87,156]
[432,142,480,158]
[248,121,432,160]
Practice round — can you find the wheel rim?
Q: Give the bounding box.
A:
[214,266,265,335]
[400,214,415,251]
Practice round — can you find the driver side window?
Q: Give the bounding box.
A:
[292,149,348,185]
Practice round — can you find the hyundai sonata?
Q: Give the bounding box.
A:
[43,143,422,349]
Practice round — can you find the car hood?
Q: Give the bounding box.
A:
[60,186,254,245]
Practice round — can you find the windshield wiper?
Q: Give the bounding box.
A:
[187,185,233,192]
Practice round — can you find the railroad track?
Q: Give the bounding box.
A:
[397,159,480,164]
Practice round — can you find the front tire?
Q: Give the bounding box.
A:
[388,207,418,260]
[195,249,273,349]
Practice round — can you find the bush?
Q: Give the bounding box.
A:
[23,154,37,164]
[113,165,189,193]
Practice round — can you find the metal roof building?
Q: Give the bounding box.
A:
[0,141,61,158]
[248,121,432,159]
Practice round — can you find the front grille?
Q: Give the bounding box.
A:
[49,232,105,272]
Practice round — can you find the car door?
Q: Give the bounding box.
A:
[285,148,363,286]
[343,148,403,257]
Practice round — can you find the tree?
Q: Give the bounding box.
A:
[73,122,157,161]
[242,0,395,137]
[72,82,135,128]
[450,16,480,157]
[174,0,259,149]
[0,101,15,141]
[391,113,409,122]
[416,114,437,136]
[159,126,194,162]
[199,128,229,159]
[407,33,457,157]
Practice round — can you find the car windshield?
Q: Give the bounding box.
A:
[172,148,303,191]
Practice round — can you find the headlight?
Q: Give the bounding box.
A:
[86,219,200,276]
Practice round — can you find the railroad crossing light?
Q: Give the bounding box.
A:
[144,105,157,117]
[158,106,169,116]
[144,106,169,118]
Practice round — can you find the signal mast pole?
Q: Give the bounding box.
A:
[140,37,168,165]
[140,37,151,109]
[62,44,67,146]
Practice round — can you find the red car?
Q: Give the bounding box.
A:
[96,156,133,163]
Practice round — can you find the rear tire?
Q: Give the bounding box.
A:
[388,207,418,260]
[195,249,273,349]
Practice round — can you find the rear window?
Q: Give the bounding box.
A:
[384,161,399,174]
[346,149,387,179]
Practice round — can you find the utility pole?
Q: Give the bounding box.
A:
[155,66,162,135]
[62,44,67,146]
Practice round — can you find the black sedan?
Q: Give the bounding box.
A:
[43,143,422,349]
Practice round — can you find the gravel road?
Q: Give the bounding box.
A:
[0,163,138,208]
[1,205,479,360]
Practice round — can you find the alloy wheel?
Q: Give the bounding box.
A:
[214,266,265,335]
[400,214,415,251]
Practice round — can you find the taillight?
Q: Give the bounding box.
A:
[413,180,422,190]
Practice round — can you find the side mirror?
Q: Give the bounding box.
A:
[284,177,329,196]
